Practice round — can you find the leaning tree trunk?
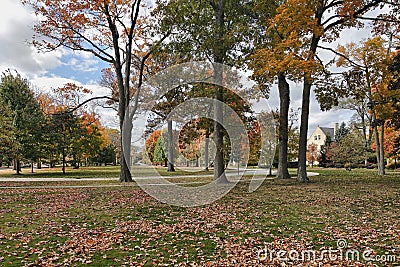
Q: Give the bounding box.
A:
[276,74,291,179]
[297,78,312,182]
[167,119,175,172]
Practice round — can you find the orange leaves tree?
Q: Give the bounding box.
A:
[306,143,319,168]
[145,129,162,165]
[23,0,169,182]
[262,0,399,182]
[332,36,400,175]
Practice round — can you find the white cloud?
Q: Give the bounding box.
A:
[66,57,100,73]
[31,76,82,92]
[0,0,64,76]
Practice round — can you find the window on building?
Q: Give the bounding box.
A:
[318,135,321,140]
[314,136,318,140]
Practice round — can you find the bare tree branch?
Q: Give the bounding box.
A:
[317,45,366,69]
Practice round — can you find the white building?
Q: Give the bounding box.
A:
[307,124,338,151]
[306,123,338,165]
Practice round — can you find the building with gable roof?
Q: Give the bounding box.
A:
[306,123,338,165]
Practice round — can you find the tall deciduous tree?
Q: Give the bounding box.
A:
[49,110,80,174]
[156,0,255,182]
[266,0,398,181]
[148,86,188,171]
[249,0,297,179]
[330,37,399,175]
[24,0,169,182]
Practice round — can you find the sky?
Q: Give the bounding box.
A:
[0,0,373,137]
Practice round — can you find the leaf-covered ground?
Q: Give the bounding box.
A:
[0,169,399,266]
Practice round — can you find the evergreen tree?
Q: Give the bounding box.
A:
[153,135,167,166]
[0,70,45,174]
[335,122,350,143]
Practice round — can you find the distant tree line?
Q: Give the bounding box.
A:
[0,70,120,174]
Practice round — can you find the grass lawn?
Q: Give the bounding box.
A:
[0,165,213,179]
[0,169,399,266]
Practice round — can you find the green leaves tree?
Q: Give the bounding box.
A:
[334,122,350,142]
[0,70,45,174]
[156,0,255,182]
[153,134,167,166]
[0,104,14,167]
[328,129,366,170]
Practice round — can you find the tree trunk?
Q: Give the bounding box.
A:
[360,112,369,166]
[37,160,41,169]
[379,124,385,175]
[214,84,228,183]
[204,131,210,171]
[297,79,312,182]
[374,124,381,175]
[373,115,385,176]
[167,119,175,172]
[62,149,66,175]
[297,5,323,182]
[276,74,291,179]
[16,159,21,175]
[120,118,133,182]
[31,162,34,173]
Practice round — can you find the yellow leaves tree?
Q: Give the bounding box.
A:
[334,36,400,175]
[260,0,398,182]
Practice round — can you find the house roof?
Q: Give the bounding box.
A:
[319,127,334,138]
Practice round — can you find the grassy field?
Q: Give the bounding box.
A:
[0,165,213,179]
[0,168,399,266]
